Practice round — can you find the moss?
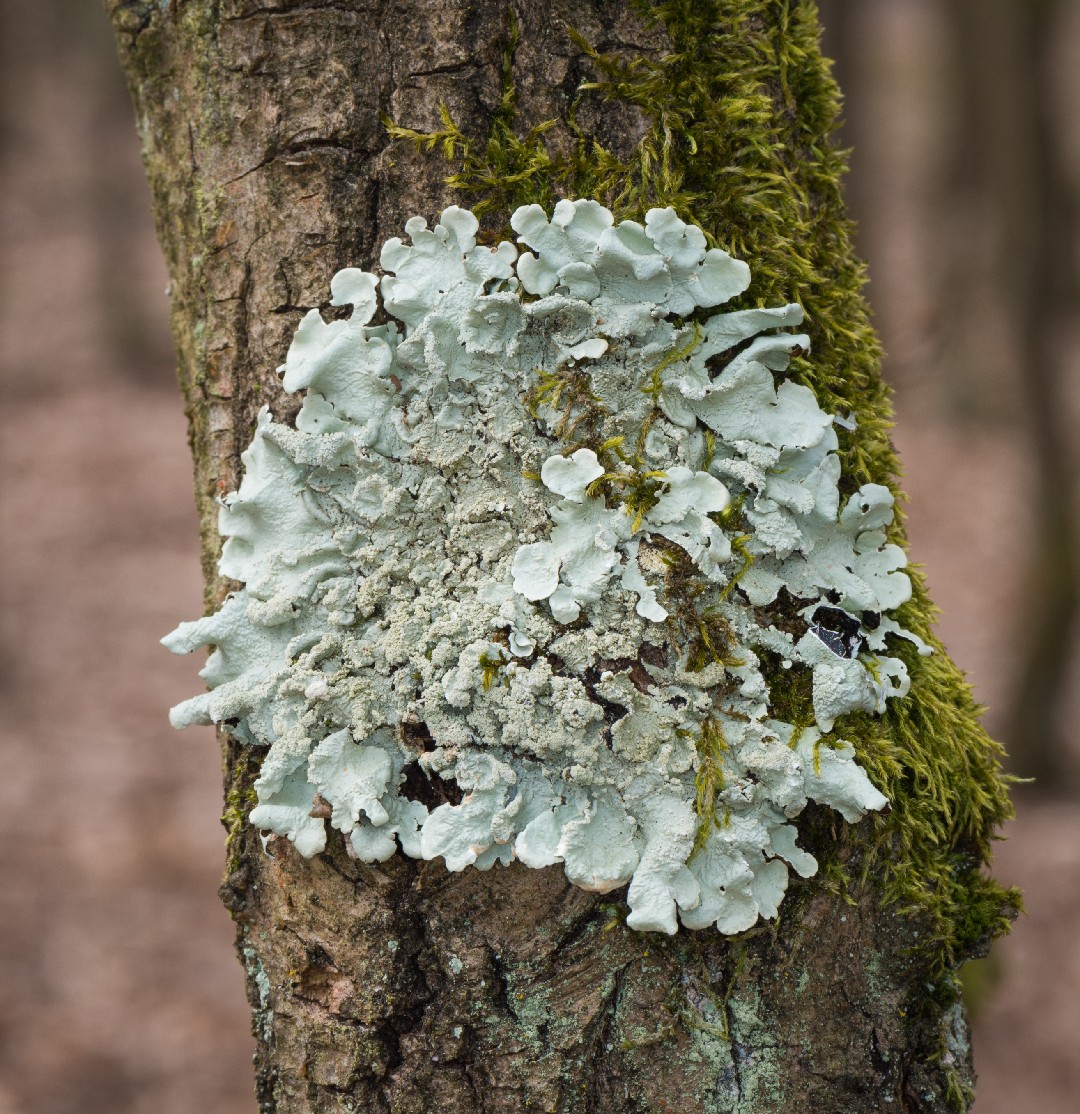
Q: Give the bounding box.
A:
[524,363,607,444]
[223,745,260,877]
[693,717,730,849]
[386,0,1017,980]
[478,649,510,691]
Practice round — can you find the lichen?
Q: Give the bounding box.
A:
[383,0,1018,977]
[165,199,932,937]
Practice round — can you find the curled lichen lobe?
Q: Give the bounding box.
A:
[164,199,924,935]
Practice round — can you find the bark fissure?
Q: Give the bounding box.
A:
[223,142,357,186]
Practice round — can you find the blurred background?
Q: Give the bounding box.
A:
[0,0,1077,1110]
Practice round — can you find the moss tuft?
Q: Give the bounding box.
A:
[223,745,260,877]
[387,0,1017,978]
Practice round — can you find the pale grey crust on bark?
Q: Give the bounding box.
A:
[108,1,973,1109]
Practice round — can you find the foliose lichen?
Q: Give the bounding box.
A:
[165,199,929,935]
[384,0,1019,986]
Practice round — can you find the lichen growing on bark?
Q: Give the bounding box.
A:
[385,0,1018,979]
[165,199,931,937]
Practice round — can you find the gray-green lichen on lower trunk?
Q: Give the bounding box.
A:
[108,0,1013,1109]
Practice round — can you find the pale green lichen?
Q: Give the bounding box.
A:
[384,0,1018,983]
[165,200,927,937]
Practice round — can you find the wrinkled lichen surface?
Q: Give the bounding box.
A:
[166,200,929,935]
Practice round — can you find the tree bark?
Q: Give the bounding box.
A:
[108,2,1002,1110]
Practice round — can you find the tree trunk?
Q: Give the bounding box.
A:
[988,0,1080,789]
[107,2,1014,1110]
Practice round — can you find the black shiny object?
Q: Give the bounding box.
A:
[809,605,863,658]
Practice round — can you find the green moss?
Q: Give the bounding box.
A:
[479,649,510,691]
[223,746,260,877]
[387,0,1017,979]
[693,717,730,848]
[524,363,607,444]
[945,1072,976,1114]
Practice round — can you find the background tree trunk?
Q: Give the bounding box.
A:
[107,2,1011,1109]
[987,0,1080,789]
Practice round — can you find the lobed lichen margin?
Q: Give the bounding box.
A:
[168,195,930,937]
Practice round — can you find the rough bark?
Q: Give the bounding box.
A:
[109,2,982,1110]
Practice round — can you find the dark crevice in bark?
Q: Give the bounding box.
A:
[224,3,371,23]
[224,140,356,185]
